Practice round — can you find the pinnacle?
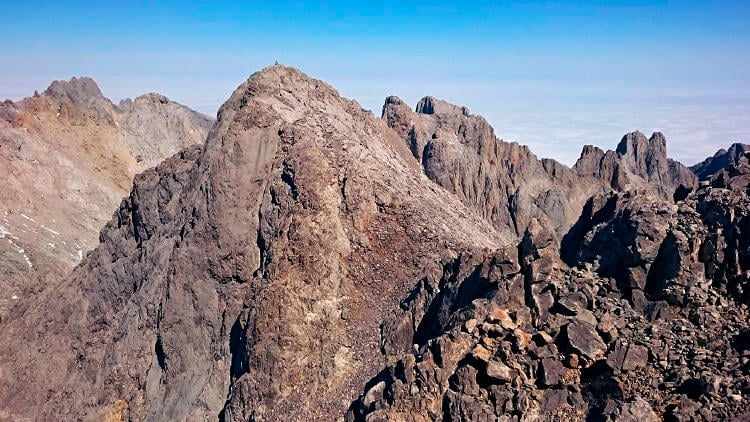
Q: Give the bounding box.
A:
[44,76,107,107]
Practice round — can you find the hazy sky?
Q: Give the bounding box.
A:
[2,1,749,165]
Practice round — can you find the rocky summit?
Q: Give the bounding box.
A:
[0,65,747,421]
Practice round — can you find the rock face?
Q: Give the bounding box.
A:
[0,78,212,317]
[0,66,748,421]
[691,142,750,181]
[382,97,696,242]
[117,93,214,168]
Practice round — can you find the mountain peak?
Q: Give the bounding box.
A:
[727,142,749,155]
[0,63,507,421]
[245,64,324,94]
[415,96,470,116]
[207,64,366,146]
[43,76,107,107]
[579,144,605,158]
[615,131,666,156]
[382,95,406,110]
[220,65,344,115]
[133,92,170,104]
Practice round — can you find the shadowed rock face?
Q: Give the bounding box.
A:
[0,67,748,421]
[691,142,750,181]
[0,77,212,318]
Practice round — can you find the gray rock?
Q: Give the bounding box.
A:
[486,360,514,383]
[539,358,564,386]
[613,397,658,421]
[566,320,607,359]
[623,344,649,372]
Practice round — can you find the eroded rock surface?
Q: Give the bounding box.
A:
[691,142,750,181]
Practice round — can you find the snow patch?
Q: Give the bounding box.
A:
[41,225,60,236]
[11,295,18,300]
[5,237,33,269]
[20,214,38,224]
[17,213,59,236]
[18,248,32,268]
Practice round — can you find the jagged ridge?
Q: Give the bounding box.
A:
[382,96,696,241]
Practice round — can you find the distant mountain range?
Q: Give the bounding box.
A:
[0,66,747,421]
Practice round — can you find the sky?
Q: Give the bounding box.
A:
[1,0,749,165]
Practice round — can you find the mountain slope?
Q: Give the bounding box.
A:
[0,77,212,317]
[0,65,507,421]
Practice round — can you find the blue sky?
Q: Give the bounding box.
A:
[1,1,749,165]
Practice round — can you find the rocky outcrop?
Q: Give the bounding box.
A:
[564,150,750,309]
[349,157,750,422]
[0,65,506,421]
[693,152,750,305]
[0,78,212,318]
[691,142,750,180]
[44,76,109,110]
[118,93,214,168]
